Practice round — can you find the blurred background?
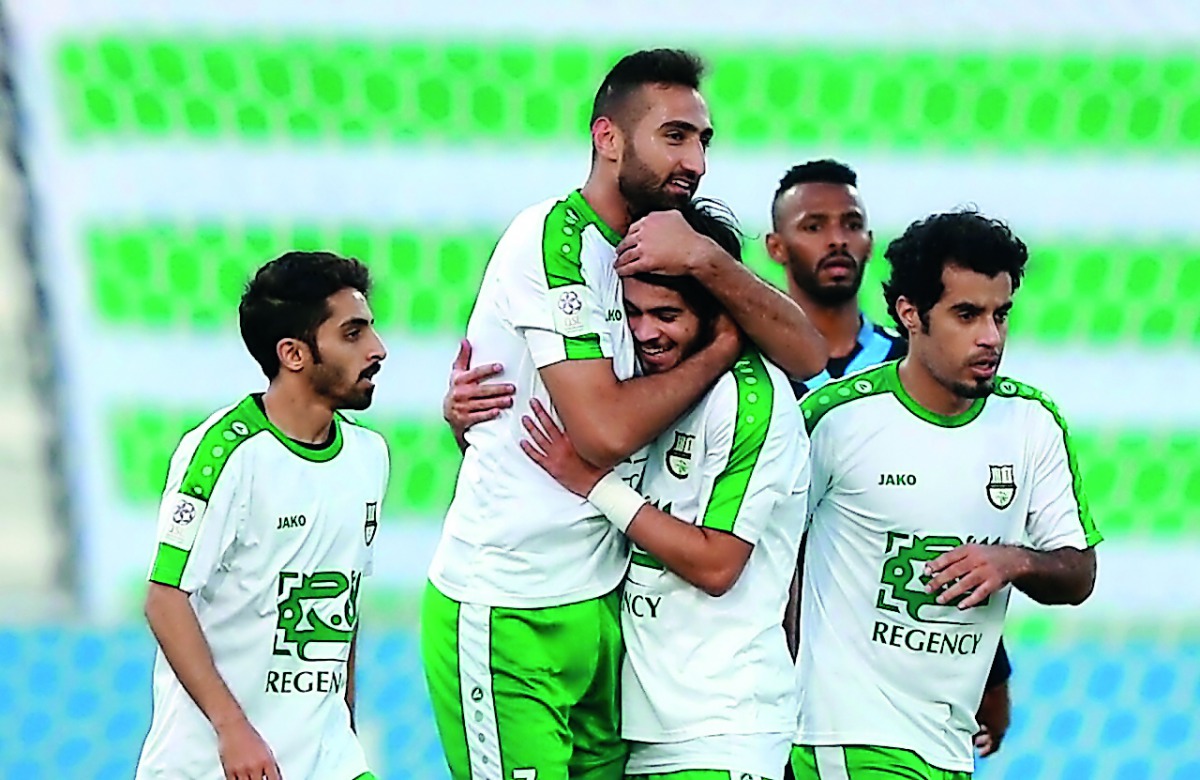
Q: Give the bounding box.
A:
[0,1,1197,777]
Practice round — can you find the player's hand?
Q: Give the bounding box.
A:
[974,680,1011,757]
[615,210,718,277]
[443,339,516,434]
[216,716,282,780]
[519,398,608,497]
[923,544,1029,609]
[709,311,744,367]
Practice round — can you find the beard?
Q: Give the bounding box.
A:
[310,361,376,410]
[948,376,996,399]
[788,252,865,306]
[617,147,693,220]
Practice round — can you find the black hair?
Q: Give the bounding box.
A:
[591,48,706,131]
[771,159,858,228]
[882,209,1027,330]
[634,198,742,326]
[239,251,372,379]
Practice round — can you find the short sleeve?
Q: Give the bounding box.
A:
[698,354,803,544]
[148,428,246,592]
[1024,400,1103,551]
[503,202,614,368]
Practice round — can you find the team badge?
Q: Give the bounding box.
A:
[364,502,378,545]
[986,465,1017,509]
[665,431,695,479]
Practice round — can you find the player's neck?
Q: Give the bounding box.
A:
[790,285,863,360]
[579,176,632,237]
[897,356,975,417]
[261,384,335,444]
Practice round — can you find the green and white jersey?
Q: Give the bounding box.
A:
[430,190,644,608]
[794,362,1103,773]
[622,350,809,777]
[136,395,388,780]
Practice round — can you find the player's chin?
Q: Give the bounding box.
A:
[952,376,995,399]
[339,386,376,411]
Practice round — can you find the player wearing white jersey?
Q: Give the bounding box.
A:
[423,51,826,780]
[521,202,808,780]
[136,252,388,780]
[791,211,1100,780]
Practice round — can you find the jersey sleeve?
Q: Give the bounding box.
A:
[1024,398,1103,550]
[799,396,836,526]
[697,356,802,544]
[503,205,614,368]
[148,427,247,592]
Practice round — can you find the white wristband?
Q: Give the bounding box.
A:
[586,472,647,533]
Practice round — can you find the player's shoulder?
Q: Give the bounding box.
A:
[704,350,798,431]
[174,396,269,501]
[989,376,1070,432]
[799,360,896,435]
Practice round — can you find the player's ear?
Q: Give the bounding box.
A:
[276,338,307,374]
[591,116,621,163]
[764,231,787,266]
[895,296,921,336]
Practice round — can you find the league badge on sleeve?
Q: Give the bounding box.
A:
[364,502,378,546]
[986,465,1017,510]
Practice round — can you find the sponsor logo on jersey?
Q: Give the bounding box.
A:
[605,308,623,322]
[272,570,361,663]
[364,501,378,546]
[276,514,306,530]
[665,431,695,479]
[621,591,662,618]
[877,473,917,486]
[875,532,1000,624]
[986,464,1017,509]
[558,290,583,315]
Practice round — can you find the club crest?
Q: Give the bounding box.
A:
[364,501,378,545]
[665,431,695,479]
[986,465,1017,510]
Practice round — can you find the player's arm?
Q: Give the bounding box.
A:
[925,399,1101,609]
[345,632,358,731]
[147,440,281,780]
[519,399,751,595]
[538,313,741,468]
[615,210,828,380]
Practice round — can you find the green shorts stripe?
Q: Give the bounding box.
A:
[791,745,971,780]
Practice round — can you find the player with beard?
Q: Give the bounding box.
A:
[790,210,1100,779]
[422,49,826,780]
[137,252,389,780]
[768,160,1015,762]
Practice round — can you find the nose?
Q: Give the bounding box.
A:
[680,138,706,179]
[370,332,388,362]
[630,315,661,344]
[978,318,1002,348]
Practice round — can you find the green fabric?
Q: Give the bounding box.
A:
[626,771,773,779]
[421,583,626,780]
[790,745,971,780]
[702,348,774,534]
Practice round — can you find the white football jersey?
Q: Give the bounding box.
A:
[136,395,388,780]
[622,351,808,778]
[429,190,645,608]
[795,362,1102,773]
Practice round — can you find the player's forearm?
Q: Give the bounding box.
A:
[1008,545,1097,605]
[556,344,734,468]
[345,634,357,731]
[144,583,248,731]
[626,505,749,597]
[691,247,828,379]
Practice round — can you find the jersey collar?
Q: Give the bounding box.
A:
[568,190,622,247]
[241,394,345,462]
[888,362,987,428]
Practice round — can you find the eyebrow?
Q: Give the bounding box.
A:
[340,316,372,328]
[662,119,713,138]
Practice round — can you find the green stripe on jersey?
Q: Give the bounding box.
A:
[800,363,894,435]
[541,191,615,361]
[702,350,774,533]
[178,396,264,501]
[148,543,188,587]
[56,38,1200,152]
[993,378,1102,545]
